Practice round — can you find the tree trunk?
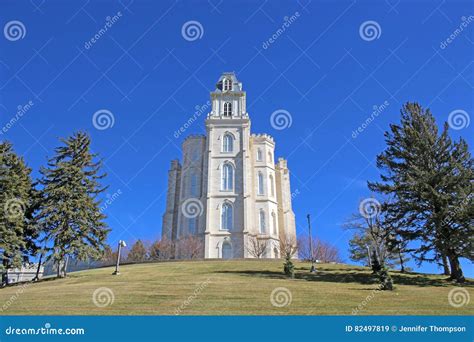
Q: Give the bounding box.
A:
[447,253,465,283]
[442,254,450,276]
[62,256,69,277]
[33,253,43,281]
[398,250,405,273]
[57,259,61,278]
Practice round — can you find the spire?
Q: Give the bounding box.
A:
[209,72,247,119]
[215,72,242,92]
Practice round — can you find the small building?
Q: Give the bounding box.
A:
[2,264,43,284]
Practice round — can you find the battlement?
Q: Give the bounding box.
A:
[170,159,182,170]
[251,133,274,143]
[276,157,288,169]
[183,134,206,143]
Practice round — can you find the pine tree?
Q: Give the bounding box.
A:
[369,103,473,282]
[127,240,147,262]
[370,250,382,274]
[38,132,109,277]
[377,265,394,290]
[0,142,37,282]
[283,254,295,278]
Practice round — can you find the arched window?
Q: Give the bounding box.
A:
[223,78,232,91]
[221,163,234,191]
[269,174,275,196]
[189,217,197,235]
[222,242,232,259]
[257,172,264,195]
[259,210,266,234]
[190,173,198,197]
[222,133,233,152]
[268,152,272,163]
[272,212,277,235]
[257,148,263,161]
[221,203,233,231]
[223,102,232,117]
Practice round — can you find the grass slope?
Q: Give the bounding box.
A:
[0,260,472,315]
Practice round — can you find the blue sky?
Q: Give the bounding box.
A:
[1,0,473,276]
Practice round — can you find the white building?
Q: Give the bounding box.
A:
[3,264,43,284]
[162,72,296,259]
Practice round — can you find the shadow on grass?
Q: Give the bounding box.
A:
[215,269,473,288]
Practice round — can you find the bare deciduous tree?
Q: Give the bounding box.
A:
[177,236,204,259]
[246,236,267,258]
[297,236,341,263]
[279,234,298,260]
[149,238,175,260]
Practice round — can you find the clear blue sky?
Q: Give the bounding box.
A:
[1,0,473,276]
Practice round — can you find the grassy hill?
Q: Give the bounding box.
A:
[0,260,472,315]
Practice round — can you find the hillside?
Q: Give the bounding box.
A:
[0,260,472,315]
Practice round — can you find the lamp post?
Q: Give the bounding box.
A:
[112,240,126,275]
[307,214,316,273]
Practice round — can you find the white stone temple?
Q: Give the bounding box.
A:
[162,72,296,259]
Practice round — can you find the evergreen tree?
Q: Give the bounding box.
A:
[0,142,38,282]
[283,254,295,279]
[369,103,473,282]
[38,132,109,277]
[377,265,394,290]
[370,250,382,274]
[127,240,147,262]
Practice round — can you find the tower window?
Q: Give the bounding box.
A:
[189,217,197,235]
[223,78,232,91]
[190,173,198,197]
[269,174,275,196]
[221,163,234,191]
[223,102,232,117]
[257,148,262,161]
[221,203,233,230]
[223,133,234,152]
[257,172,264,195]
[259,210,266,234]
[272,212,277,235]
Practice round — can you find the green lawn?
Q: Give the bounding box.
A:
[0,260,472,315]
